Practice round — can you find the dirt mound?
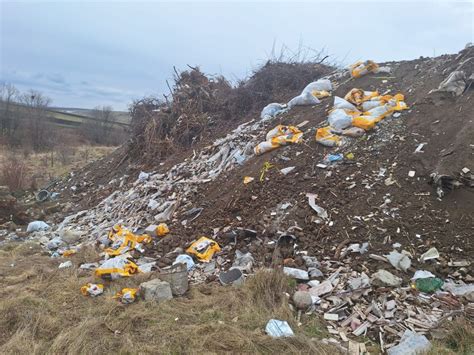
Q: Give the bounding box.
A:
[8,48,473,351]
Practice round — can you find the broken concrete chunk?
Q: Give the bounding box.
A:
[372,270,402,287]
[154,201,177,222]
[283,267,309,280]
[308,267,324,279]
[139,279,173,302]
[420,247,440,262]
[309,280,333,297]
[386,250,411,272]
[324,313,339,321]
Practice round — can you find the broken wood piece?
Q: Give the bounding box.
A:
[352,321,370,336]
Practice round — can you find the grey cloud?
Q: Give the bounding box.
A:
[1,1,472,110]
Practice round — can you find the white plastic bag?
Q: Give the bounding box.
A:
[362,100,383,111]
[265,319,294,337]
[387,330,431,355]
[27,221,51,233]
[328,109,353,130]
[260,103,287,121]
[173,254,195,271]
[333,96,358,111]
[287,91,320,108]
[302,79,332,94]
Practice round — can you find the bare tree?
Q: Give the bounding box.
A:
[20,90,54,151]
[0,83,20,141]
[81,105,117,144]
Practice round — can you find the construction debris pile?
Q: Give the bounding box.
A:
[3,46,474,353]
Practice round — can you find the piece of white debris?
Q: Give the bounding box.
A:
[408,170,416,177]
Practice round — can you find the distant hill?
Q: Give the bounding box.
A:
[50,107,131,125]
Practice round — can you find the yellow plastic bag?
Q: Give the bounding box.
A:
[315,126,342,147]
[186,237,221,262]
[243,176,254,184]
[352,116,378,131]
[115,288,138,304]
[255,126,303,155]
[105,225,152,256]
[95,257,140,279]
[344,89,379,106]
[350,60,379,78]
[62,249,77,257]
[156,223,169,237]
[80,283,104,297]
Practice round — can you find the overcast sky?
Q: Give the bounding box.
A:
[1,1,472,110]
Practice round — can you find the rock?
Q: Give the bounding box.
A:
[309,280,333,297]
[308,267,324,279]
[59,229,82,244]
[144,224,159,237]
[292,291,312,310]
[283,267,309,280]
[372,269,402,287]
[139,279,173,302]
[386,299,397,310]
[348,272,371,290]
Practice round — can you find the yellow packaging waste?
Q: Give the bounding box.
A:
[315,126,342,147]
[254,125,303,155]
[95,256,140,279]
[105,225,152,257]
[81,283,104,297]
[186,236,221,262]
[115,288,138,304]
[350,60,379,78]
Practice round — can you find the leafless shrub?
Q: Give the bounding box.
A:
[0,155,28,191]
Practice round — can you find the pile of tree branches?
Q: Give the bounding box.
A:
[129,60,334,163]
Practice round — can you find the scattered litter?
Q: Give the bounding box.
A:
[265,319,294,338]
[420,247,440,262]
[414,143,426,153]
[115,288,138,304]
[260,103,287,121]
[280,166,295,175]
[58,261,72,269]
[27,221,51,233]
[138,171,149,182]
[254,125,303,155]
[386,251,411,272]
[306,193,328,220]
[372,269,402,287]
[219,268,244,286]
[80,283,104,297]
[324,153,344,164]
[412,270,435,280]
[387,330,431,355]
[95,256,139,279]
[173,254,195,271]
[412,277,444,293]
[186,237,221,262]
[283,267,309,280]
[243,176,254,184]
[350,60,379,78]
[232,250,254,272]
[408,170,416,177]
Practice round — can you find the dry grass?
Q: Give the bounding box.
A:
[0,242,335,354]
[0,145,115,191]
[428,318,474,354]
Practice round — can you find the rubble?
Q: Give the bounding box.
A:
[6,47,473,352]
[139,279,173,302]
